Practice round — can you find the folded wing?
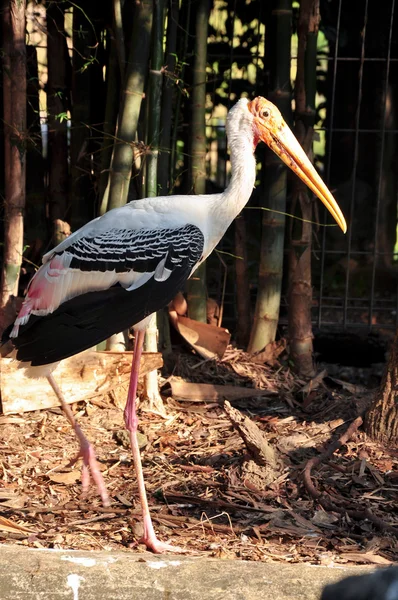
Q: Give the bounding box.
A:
[4,224,204,366]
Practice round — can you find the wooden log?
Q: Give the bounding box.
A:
[169,378,276,402]
[0,351,162,415]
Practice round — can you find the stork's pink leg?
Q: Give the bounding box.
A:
[124,330,182,553]
[47,374,110,507]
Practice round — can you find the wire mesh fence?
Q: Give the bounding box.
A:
[206,0,398,338]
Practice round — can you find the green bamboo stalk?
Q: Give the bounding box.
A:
[146,0,165,198]
[98,35,120,215]
[143,0,167,414]
[96,33,120,351]
[107,0,153,211]
[186,0,209,323]
[170,0,191,187]
[149,0,174,357]
[46,1,69,242]
[101,1,152,351]
[248,0,292,353]
[113,0,126,75]
[158,0,178,195]
[70,4,96,230]
[287,0,320,377]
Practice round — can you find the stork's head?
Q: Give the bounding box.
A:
[235,96,347,233]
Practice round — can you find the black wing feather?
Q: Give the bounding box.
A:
[5,224,204,366]
[63,224,203,273]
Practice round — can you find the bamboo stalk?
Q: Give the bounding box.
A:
[143,0,167,414]
[107,0,153,211]
[158,0,178,195]
[98,33,120,215]
[235,215,251,347]
[24,45,46,262]
[46,1,70,243]
[113,0,125,75]
[287,0,320,377]
[157,0,180,358]
[170,0,191,187]
[248,0,292,353]
[101,1,152,351]
[146,0,165,198]
[186,0,209,323]
[0,0,26,328]
[70,4,97,230]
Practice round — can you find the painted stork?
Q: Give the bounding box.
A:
[2,97,346,553]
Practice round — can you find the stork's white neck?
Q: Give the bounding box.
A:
[206,121,256,250]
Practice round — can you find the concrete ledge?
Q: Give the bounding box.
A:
[0,544,372,599]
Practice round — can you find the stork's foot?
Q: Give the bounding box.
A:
[68,435,110,507]
[140,515,184,554]
[141,533,184,554]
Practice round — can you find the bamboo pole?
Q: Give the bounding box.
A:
[102,1,152,350]
[143,0,167,414]
[70,4,97,230]
[158,0,178,195]
[248,0,292,353]
[287,0,320,377]
[0,0,26,329]
[107,0,153,211]
[156,0,180,359]
[98,34,120,216]
[46,1,70,244]
[235,215,251,348]
[170,0,191,190]
[146,0,165,198]
[113,0,125,75]
[186,0,209,323]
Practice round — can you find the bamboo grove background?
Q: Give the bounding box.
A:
[1,0,397,377]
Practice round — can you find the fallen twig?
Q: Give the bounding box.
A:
[303,416,363,499]
[303,416,398,537]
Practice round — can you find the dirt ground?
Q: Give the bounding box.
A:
[1,346,397,565]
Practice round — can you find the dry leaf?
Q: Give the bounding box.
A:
[312,510,339,528]
[340,551,392,565]
[0,489,27,509]
[300,369,327,393]
[48,471,81,485]
[0,516,34,534]
[328,377,367,394]
[252,339,286,366]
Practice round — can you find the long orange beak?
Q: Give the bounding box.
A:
[248,97,347,233]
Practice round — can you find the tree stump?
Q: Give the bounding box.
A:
[364,330,398,442]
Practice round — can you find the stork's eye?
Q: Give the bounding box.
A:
[261,109,270,119]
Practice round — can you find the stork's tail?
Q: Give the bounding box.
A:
[1,323,14,356]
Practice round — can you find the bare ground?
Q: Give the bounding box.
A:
[1,347,397,565]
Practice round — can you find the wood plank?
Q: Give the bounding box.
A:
[0,351,163,415]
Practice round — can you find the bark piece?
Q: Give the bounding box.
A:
[224,400,282,489]
[0,351,162,414]
[169,312,231,359]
